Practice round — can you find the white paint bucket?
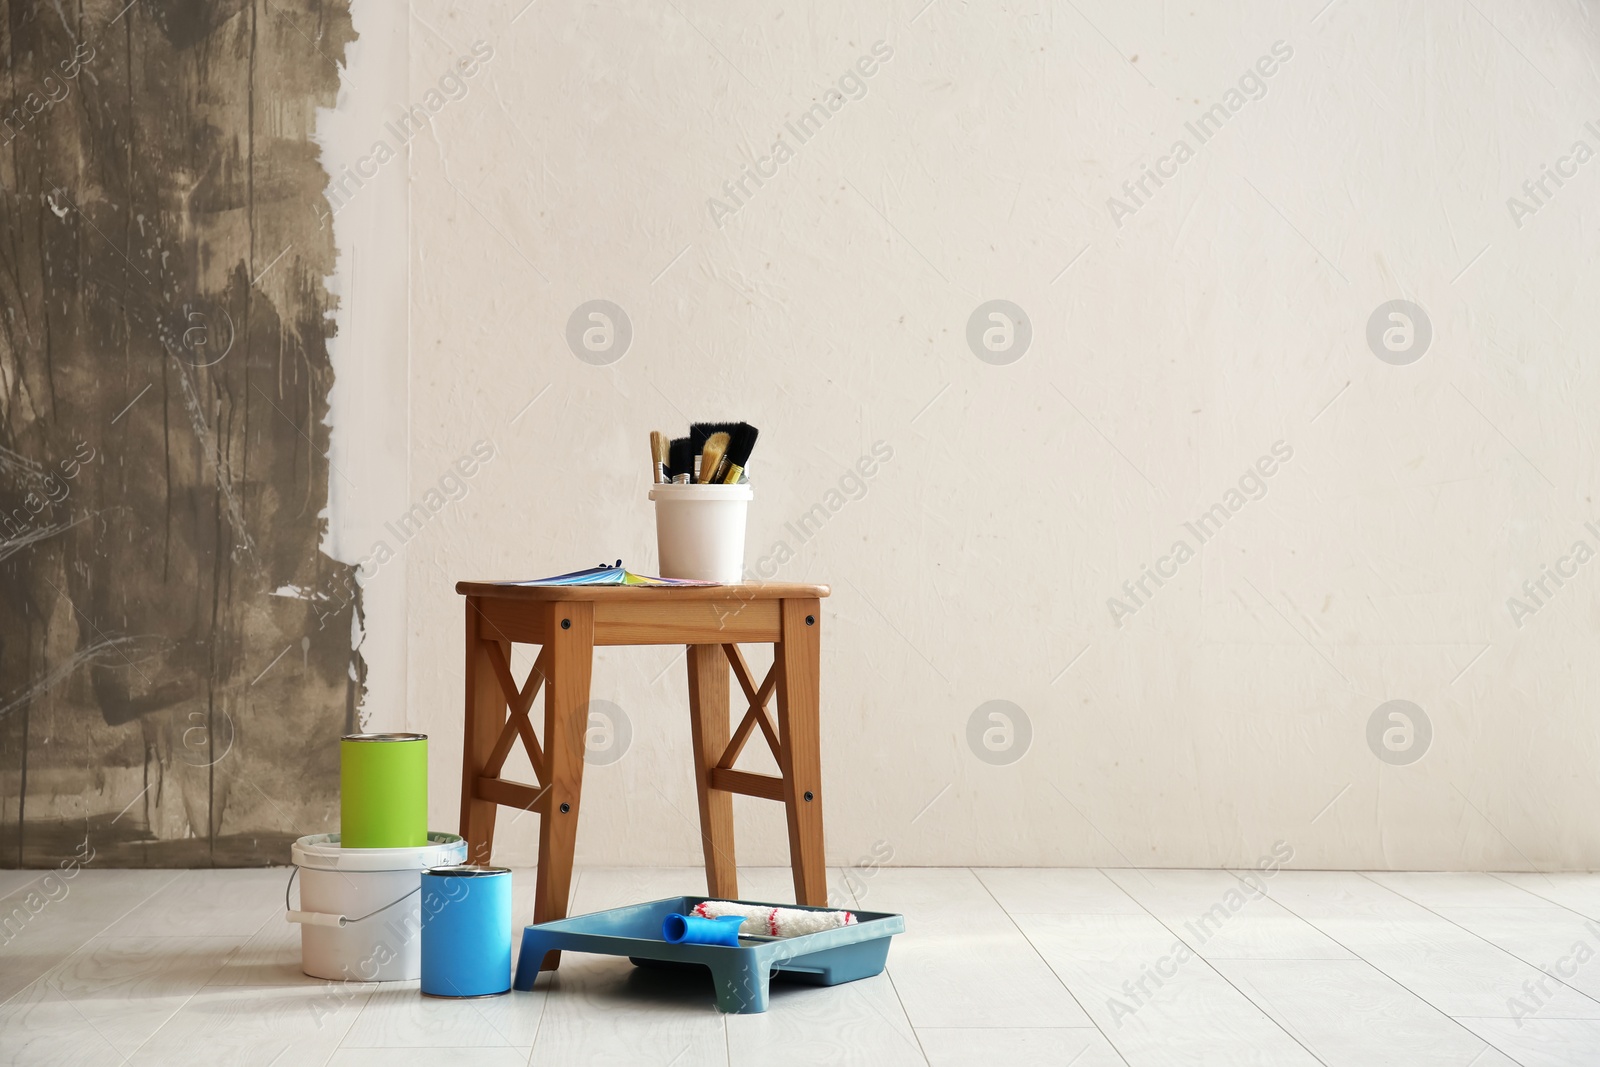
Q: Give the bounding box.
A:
[286,831,467,982]
[649,482,753,583]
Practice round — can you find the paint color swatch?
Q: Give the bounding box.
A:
[498,561,717,587]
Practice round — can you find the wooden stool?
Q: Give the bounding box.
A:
[454,580,831,970]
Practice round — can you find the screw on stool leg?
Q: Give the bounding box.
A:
[561,618,571,630]
[559,802,571,813]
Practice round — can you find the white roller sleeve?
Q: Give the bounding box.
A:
[692,900,857,938]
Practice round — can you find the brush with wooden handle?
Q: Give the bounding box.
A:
[717,423,759,483]
[696,432,730,484]
[650,431,668,484]
[690,423,741,476]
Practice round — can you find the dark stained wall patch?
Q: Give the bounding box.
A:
[0,0,362,867]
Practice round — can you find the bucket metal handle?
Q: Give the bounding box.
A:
[283,866,422,927]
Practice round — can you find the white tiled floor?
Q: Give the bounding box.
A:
[4,867,1600,1065]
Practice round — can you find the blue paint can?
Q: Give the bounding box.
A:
[420,864,513,998]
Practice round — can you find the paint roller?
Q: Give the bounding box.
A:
[688,900,857,939]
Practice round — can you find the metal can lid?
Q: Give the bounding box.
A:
[342,732,428,742]
[425,864,511,877]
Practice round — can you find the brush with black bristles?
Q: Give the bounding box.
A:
[716,422,759,483]
[667,437,695,483]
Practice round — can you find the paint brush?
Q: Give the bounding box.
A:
[667,437,694,483]
[694,422,742,479]
[650,431,668,484]
[690,422,739,478]
[696,432,730,484]
[717,423,759,483]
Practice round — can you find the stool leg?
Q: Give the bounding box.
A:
[687,644,738,899]
[533,601,594,970]
[775,598,827,906]
[460,599,502,866]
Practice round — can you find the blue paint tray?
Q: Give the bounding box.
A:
[511,896,905,1013]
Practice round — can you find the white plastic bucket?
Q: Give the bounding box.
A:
[286,831,467,982]
[649,482,753,583]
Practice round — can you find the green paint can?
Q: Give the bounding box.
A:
[340,733,429,848]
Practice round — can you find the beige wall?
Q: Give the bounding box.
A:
[391,0,1600,869]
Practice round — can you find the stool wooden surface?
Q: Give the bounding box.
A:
[454,580,831,971]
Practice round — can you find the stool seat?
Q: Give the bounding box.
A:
[455,579,831,973]
[454,580,830,600]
